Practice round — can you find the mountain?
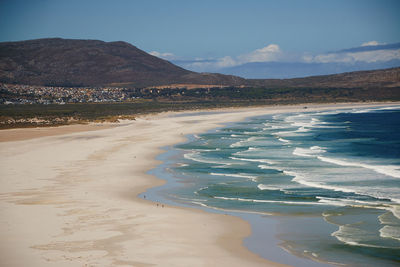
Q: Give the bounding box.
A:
[0,38,399,90]
[0,38,245,87]
[249,67,400,89]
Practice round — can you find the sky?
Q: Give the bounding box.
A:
[1,0,400,77]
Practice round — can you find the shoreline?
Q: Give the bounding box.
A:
[1,101,399,142]
[1,102,398,266]
[144,147,333,267]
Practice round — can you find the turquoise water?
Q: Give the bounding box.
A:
[149,106,400,266]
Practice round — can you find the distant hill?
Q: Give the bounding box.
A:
[0,38,245,87]
[0,38,399,89]
[218,60,400,79]
[249,67,400,89]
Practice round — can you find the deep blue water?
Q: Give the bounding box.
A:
[150,106,400,266]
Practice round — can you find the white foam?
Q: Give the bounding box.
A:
[192,148,219,152]
[275,130,301,137]
[191,201,212,208]
[278,137,290,143]
[292,148,312,157]
[257,184,285,192]
[194,186,209,195]
[331,224,387,248]
[310,146,324,151]
[244,131,264,135]
[177,163,189,167]
[389,205,400,220]
[352,108,375,114]
[342,105,400,115]
[288,114,346,130]
[379,225,400,241]
[316,197,396,210]
[263,123,287,130]
[317,156,400,179]
[295,126,311,133]
[293,146,326,157]
[378,212,397,225]
[289,116,319,129]
[230,141,244,147]
[184,152,231,165]
[311,253,319,258]
[282,169,400,204]
[258,164,282,171]
[213,196,328,205]
[210,172,258,182]
[230,156,275,164]
[291,175,400,204]
[377,106,400,111]
[196,186,209,192]
[285,170,356,193]
[230,137,260,148]
[284,114,306,123]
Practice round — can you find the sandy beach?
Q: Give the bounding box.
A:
[0,102,397,267]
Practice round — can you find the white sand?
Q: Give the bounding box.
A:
[0,102,396,266]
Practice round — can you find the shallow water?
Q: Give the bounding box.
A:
[146,105,400,266]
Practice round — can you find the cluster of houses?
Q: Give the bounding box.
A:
[0,83,136,104]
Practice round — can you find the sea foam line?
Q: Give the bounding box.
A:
[284,170,358,194]
[379,225,400,241]
[286,170,400,204]
[331,224,390,248]
[184,152,232,165]
[277,137,291,143]
[213,196,330,205]
[292,146,326,157]
[257,184,286,192]
[316,197,400,212]
[210,172,258,182]
[258,164,282,171]
[292,146,400,179]
[230,136,261,148]
[317,156,400,179]
[230,156,275,164]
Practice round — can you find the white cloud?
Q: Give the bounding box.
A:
[312,49,400,63]
[149,51,176,60]
[313,53,352,63]
[350,49,400,62]
[361,41,382,47]
[181,56,236,72]
[238,44,283,63]
[173,42,400,73]
[215,56,237,68]
[301,53,314,63]
[179,44,285,71]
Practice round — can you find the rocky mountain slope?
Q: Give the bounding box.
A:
[0,38,244,87]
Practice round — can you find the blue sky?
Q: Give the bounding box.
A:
[1,0,399,77]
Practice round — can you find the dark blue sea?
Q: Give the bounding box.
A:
[148,106,400,266]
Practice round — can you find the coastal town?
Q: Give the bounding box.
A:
[0,83,238,104]
[0,83,137,104]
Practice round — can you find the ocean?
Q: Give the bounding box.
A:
[146,105,400,266]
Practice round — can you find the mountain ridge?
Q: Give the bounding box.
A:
[0,38,399,89]
[0,38,245,87]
